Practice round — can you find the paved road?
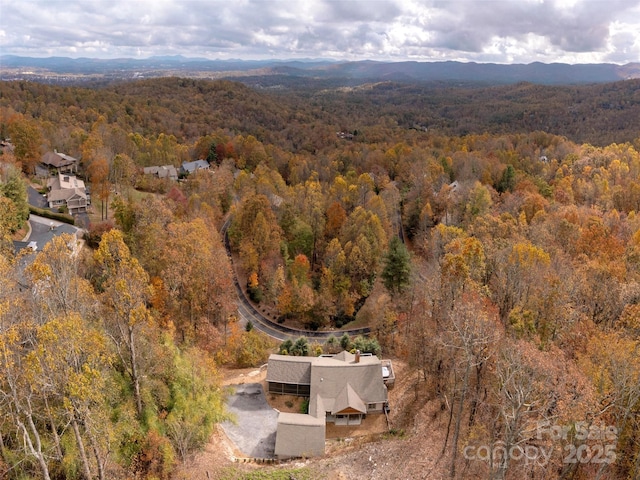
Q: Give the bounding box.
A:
[233,273,369,341]
[29,215,64,236]
[24,215,84,251]
[222,218,371,342]
[27,186,48,209]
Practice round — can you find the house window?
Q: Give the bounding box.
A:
[368,403,377,409]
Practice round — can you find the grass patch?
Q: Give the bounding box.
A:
[218,466,314,480]
[126,188,159,202]
[338,312,370,330]
[385,428,406,438]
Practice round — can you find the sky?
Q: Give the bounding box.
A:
[1,0,639,64]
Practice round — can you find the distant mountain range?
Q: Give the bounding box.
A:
[1,55,639,86]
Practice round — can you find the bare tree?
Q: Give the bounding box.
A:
[441,292,501,479]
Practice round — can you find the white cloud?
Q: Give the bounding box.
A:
[0,0,639,63]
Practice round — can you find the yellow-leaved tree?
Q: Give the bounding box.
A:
[28,314,112,480]
[94,229,153,418]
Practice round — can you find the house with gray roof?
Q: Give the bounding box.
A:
[180,159,210,176]
[267,350,393,459]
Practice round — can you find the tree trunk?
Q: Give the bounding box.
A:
[128,325,143,417]
[0,431,5,460]
[450,361,470,479]
[44,395,63,460]
[87,428,106,480]
[20,413,52,480]
[71,416,93,480]
[468,363,484,427]
[441,370,457,457]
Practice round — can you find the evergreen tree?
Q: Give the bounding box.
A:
[206,142,218,165]
[290,336,309,356]
[381,236,411,297]
[0,165,30,231]
[497,164,516,193]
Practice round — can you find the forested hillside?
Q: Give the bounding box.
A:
[1,78,639,479]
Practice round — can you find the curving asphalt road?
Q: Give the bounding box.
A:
[222,218,371,342]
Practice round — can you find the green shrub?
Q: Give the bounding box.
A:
[247,285,263,303]
[29,205,75,224]
[340,333,351,350]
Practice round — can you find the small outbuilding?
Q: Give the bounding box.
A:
[274,412,326,459]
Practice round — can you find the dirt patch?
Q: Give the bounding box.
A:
[266,392,307,413]
[11,225,29,242]
[172,424,237,479]
[220,366,267,386]
[326,414,388,440]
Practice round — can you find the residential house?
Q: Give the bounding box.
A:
[266,350,394,459]
[142,165,178,181]
[41,150,79,175]
[46,173,89,214]
[336,131,354,140]
[179,159,210,176]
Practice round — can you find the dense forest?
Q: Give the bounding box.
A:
[1,77,639,479]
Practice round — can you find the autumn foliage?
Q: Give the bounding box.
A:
[1,76,640,479]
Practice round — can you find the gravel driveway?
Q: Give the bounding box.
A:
[221,383,278,459]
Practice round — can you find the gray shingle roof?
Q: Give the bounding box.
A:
[266,355,312,385]
[332,384,366,414]
[309,357,387,415]
[274,413,325,459]
[180,159,210,174]
[266,352,388,415]
[267,351,390,459]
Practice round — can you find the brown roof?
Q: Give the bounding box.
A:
[48,188,86,203]
[266,354,312,385]
[42,151,78,168]
[143,165,178,180]
[47,173,85,191]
